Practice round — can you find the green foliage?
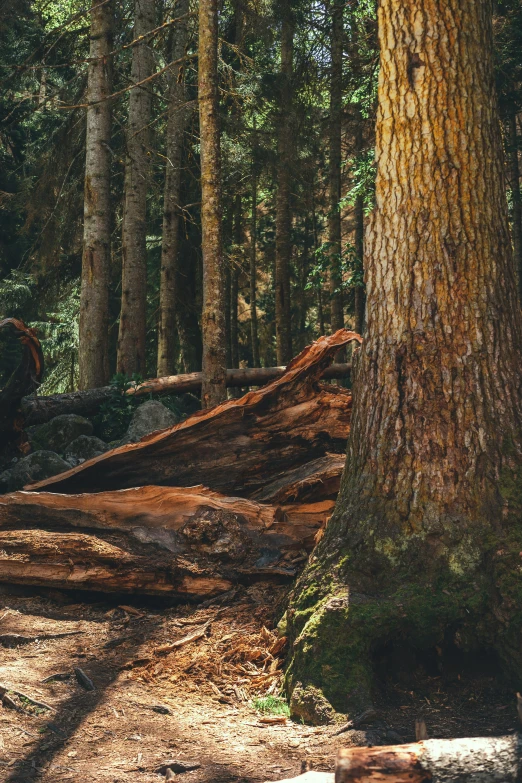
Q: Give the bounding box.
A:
[0,271,36,319]
[92,373,144,444]
[252,695,290,717]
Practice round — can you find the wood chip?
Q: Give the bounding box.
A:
[74,668,95,691]
[153,622,211,656]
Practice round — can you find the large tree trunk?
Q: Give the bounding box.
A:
[327,0,344,335]
[78,0,114,390]
[199,0,227,407]
[117,0,156,377]
[274,3,294,366]
[157,0,191,377]
[285,0,522,725]
[230,193,242,371]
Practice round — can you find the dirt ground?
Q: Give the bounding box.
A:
[0,583,519,783]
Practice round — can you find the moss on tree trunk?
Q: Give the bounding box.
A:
[284,0,522,724]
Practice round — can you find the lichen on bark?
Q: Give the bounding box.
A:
[284,0,522,723]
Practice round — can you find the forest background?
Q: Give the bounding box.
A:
[0,0,521,402]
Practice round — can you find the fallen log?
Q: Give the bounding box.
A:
[20,362,352,426]
[335,735,522,783]
[0,528,235,597]
[0,485,331,595]
[27,330,360,496]
[251,453,346,504]
[0,485,280,533]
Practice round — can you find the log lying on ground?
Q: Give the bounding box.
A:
[0,528,235,597]
[20,362,352,426]
[27,331,360,496]
[0,484,333,595]
[335,735,522,783]
[251,453,346,504]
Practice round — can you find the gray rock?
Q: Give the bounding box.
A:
[65,435,109,465]
[29,414,93,454]
[5,451,71,491]
[121,400,179,444]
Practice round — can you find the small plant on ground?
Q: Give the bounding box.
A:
[252,695,290,717]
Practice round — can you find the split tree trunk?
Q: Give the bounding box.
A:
[199,0,227,407]
[26,331,359,496]
[328,0,344,335]
[78,0,114,390]
[117,0,156,377]
[157,0,191,377]
[285,0,522,724]
[274,2,295,366]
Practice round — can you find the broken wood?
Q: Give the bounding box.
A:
[335,735,522,783]
[20,362,352,425]
[153,621,211,655]
[74,667,95,691]
[27,330,360,495]
[0,528,235,597]
[251,453,345,504]
[0,484,330,595]
[0,485,280,533]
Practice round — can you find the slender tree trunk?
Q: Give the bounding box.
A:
[507,111,522,304]
[312,188,325,336]
[176,245,203,373]
[79,0,114,390]
[230,192,241,370]
[286,0,522,724]
[157,0,190,377]
[117,0,156,377]
[224,202,233,370]
[274,3,294,365]
[328,0,344,334]
[199,0,227,407]
[250,169,260,367]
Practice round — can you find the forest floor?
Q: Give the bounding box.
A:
[0,582,518,783]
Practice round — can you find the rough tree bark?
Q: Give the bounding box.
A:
[328,0,344,335]
[199,0,227,407]
[157,0,190,376]
[78,0,114,389]
[507,111,522,304]
[274,2,295,366]
[117,0,156,377]
[284,0,522,725]
[353,118,366,335]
